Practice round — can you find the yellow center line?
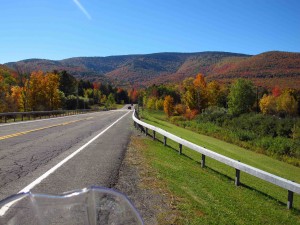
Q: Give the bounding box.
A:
[0,117,93,141]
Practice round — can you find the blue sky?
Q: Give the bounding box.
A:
[0,0,299,63]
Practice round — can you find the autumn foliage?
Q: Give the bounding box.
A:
[184,109,198,120]
[259,90,298,116]
[163,95,174,117]
[0,68,136,112]
[0,69,63,112]
[140,74,300,119]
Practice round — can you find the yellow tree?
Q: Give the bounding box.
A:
[10,86,24,112]
[28,71,45,110]
[21,78,30,111]
[146,97,156,110]
[155,99,164,110]
[44,73,61,110]
[193,73,208,111]
[207,81,221,107]
[276,91,298,116]
[259,94,276,115]
[163,95,174,117]
[181,77,196,110]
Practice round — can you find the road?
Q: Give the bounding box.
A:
[0,106,133,200]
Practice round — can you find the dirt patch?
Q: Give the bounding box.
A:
[114,130,180,225]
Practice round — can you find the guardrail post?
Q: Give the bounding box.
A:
[145,128,148,136]
[164,136,167,146]
[21,115,24,121]
[201,154,206,168]
[287,190,294,209]
[179,144,182,155]
[14,116,16,122]
[153,131,156,140]
[235,169,240,186]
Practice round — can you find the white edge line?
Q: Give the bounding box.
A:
[0,110,130,216]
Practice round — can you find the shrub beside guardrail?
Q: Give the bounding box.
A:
[132,109,300,210]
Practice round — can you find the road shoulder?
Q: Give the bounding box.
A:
[114,130,180,225]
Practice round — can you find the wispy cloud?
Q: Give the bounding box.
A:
[72,0,92,20]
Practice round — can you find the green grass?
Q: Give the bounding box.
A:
[135,109,300,224]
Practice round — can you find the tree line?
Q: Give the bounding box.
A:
[139,74,300,166]
[0,69,138,112]
[140,74,299,118]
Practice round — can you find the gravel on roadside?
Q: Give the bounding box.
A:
[114,130,180,225]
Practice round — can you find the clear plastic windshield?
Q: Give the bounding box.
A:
[0,186,143,225]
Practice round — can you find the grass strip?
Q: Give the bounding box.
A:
[134,109,300,222]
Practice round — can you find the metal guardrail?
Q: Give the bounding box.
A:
[0,109,103,123]
[132,109,300,209]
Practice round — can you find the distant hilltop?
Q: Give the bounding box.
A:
[4,51,300,89]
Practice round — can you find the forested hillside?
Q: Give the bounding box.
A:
[4,51,300,89]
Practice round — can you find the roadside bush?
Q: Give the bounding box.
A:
[233,129,256,141]
[197,107,230,126]
[170,116,186,125]
[276,119,294,138]
[65,95,90,110]
[254,137,273,151]
[155,99,164,110]
[164,107,300,165]
[184,109,198,120]
[174,104,186,116]
[196,122,223,134]
[266,137,297,157]
[255,137,299,158]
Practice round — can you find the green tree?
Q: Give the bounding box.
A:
[58,71,77,97]
[116,88,128,104]
[228,79,256,116]
[106,93,116,109]
[93,89,101,104]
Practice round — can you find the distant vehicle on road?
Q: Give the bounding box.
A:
[128,106,132,110]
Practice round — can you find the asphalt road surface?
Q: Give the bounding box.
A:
[0,106,133,201]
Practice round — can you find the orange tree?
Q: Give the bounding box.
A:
[164,95,174,117]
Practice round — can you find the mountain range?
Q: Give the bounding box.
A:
[4,51,300,89]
